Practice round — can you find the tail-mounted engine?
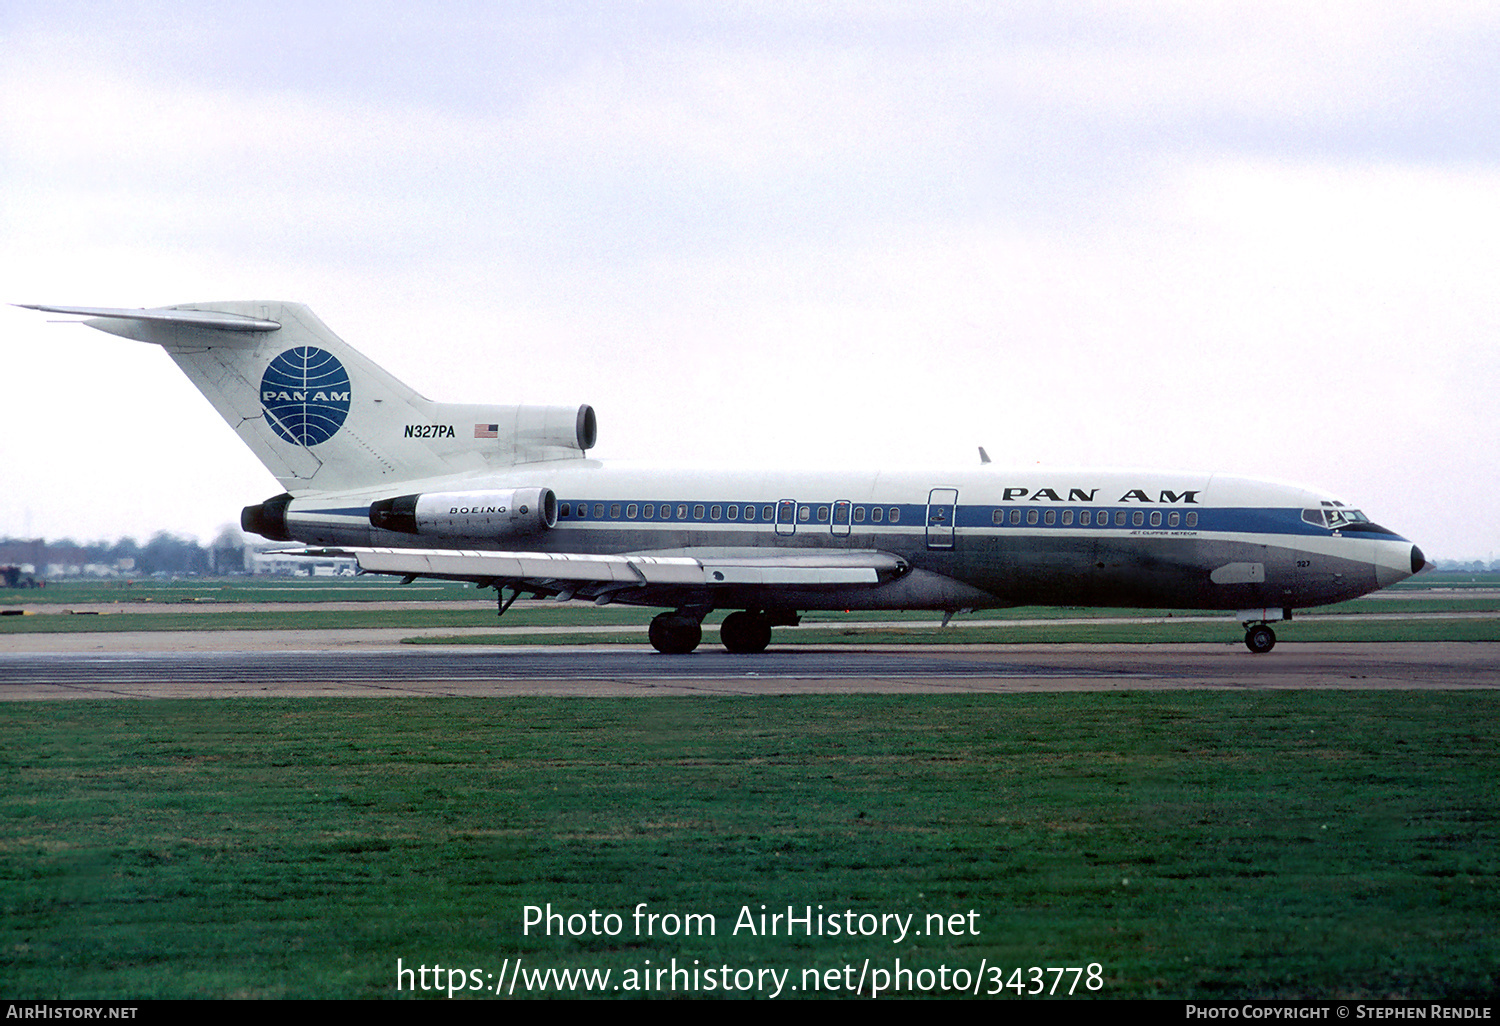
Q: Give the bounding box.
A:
[241,493,294,542]
[369,488,558,538]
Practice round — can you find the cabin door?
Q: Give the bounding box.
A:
[926,488,958,549]
[775,499,798,537]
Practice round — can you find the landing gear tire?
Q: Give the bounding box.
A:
[649,614,702,655]
[720,611,772,654]
[1244,624,1276,654]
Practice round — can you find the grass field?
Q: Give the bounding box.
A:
[2,693,1497,999]
[4,575,1499,646]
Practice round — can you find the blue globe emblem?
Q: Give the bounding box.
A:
[260,347,352,446]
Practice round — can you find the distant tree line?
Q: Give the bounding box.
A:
[0,532,225,576]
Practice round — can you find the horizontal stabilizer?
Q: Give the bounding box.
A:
[16,304,280,332]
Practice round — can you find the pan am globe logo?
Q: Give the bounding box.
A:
[260,347,352,446]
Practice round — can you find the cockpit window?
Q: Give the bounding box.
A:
[1307,508,1371,529]
[1327,508,1369,529]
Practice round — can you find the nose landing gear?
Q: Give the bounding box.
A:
[1244,623,1276,654]
[1238,607,1290,654]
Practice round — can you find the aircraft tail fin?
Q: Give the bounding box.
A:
[21,302,595,495]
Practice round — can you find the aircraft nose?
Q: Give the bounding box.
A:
[1374,541,1428,589]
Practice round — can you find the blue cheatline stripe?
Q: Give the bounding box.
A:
[301,498,1380,540]
[552,502,1332,538]
[306,498,1399,541]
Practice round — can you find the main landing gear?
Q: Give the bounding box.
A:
[719,611,773,654]
[647,609,797,654]
[648,612,703,655]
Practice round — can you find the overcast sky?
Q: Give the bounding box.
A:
[1,2,1496,559]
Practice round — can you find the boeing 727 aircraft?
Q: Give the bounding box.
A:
[22,301,1427,654]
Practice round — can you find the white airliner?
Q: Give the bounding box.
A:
[22,301,1427,654]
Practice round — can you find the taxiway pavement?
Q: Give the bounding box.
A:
[1,639,1494,699]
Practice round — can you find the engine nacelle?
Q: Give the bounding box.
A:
[369,488,557,538]
[513,404,595,453]
[241,492,293,542]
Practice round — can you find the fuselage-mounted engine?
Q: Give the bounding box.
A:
[369,488,557,539]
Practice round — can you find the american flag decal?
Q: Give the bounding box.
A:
[474,423,498,438]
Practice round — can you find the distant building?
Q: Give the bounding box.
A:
[248,551,357,576]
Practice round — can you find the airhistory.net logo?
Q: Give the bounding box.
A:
[260,346,352,446]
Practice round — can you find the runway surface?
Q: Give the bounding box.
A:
[1,641,1495,699]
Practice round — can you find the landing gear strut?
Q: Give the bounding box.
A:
[1244,623,1276,654]
[1238,607,1291,654]
[648,612,703,655]
[720,611,772,654]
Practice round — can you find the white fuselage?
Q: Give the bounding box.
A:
[278,464,1422,614]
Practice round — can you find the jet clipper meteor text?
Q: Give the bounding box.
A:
[21,301,1427,653]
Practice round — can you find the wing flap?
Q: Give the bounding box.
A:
[349,548,705,585]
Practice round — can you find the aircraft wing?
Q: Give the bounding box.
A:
[287,546,908,601]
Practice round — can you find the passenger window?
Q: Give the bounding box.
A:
[799,506,810,522]
[710,505,721,520]
[677,504,688,519]
[872,507,884,523]
[611,503,622,518]
[1150,511,1161,527]
[560,503,571,518]
[992,509,1004,525]
[1186,512,1198,527]
[693,504,705,519]
[626,504,638,519]
[1115,511,1127,526]
[889,508,900,523]
[762,505,774,520]
[817,506,829,522]
[594,504,605,518]
[727,505,738,520]
[1132,511,1144,527]
[1045,510,1056,526]
[1168,511,1179,527]
[1009,509,1021,525]
[1079,510,1090,526]
[1061,510,1073,526]
[855,507,866,523]
[643,504,654,519]
[1027,509,1039,525]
